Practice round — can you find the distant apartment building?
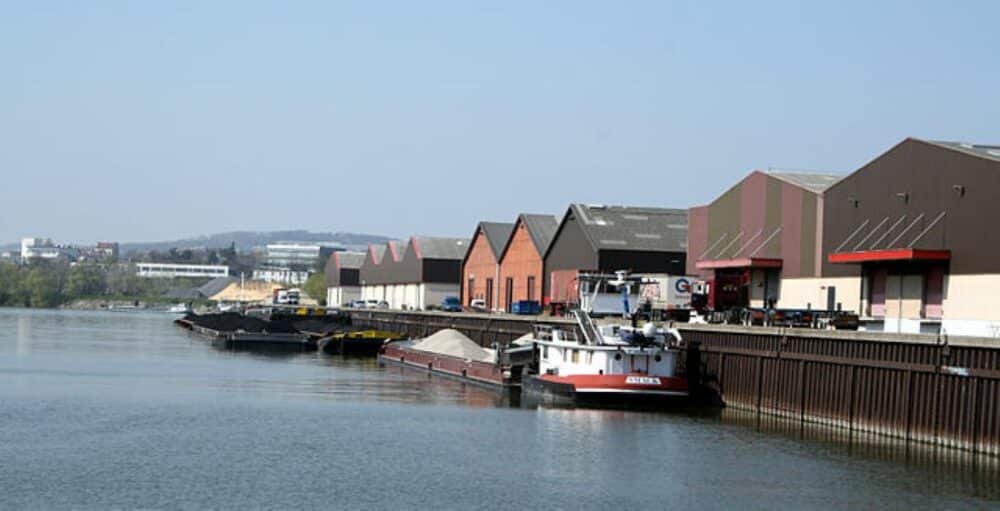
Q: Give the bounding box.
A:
[255,242,340,285]
[264,243,338,268]
[252,268,310,285]
[136,262,229,279]
[95,242,119,259]
[21,238,64,260]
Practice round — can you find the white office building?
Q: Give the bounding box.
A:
[136,263,230,279]
[21,238,63,260]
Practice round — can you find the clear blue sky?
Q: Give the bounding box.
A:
[2,1,998,244]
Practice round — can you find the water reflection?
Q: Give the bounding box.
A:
[720,408,1000,497]
[3,307,999,506]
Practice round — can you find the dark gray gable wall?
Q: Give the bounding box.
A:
[542,207,599,298]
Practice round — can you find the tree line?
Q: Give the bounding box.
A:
[0,260,199,308]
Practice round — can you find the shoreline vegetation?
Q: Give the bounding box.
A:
[0,260,329,310]
[0,260,207,309]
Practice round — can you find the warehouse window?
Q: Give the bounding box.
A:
[527,276,535,301]
[467,277,475,305]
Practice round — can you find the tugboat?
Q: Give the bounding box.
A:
[523,271,694,407]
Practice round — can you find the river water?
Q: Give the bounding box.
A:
[1,308,997,510]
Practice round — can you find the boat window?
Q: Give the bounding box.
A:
[587,351,593,364]
[572,350,580,363]
[542,345,548,360]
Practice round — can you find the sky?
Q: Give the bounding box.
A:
[2,1,998,244]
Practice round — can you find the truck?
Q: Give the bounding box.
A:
[569,271,697,320]
[634,274,696,321]
[272,288,301,306]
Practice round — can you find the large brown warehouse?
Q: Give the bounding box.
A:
[688,137,1000,337]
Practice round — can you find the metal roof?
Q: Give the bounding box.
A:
[925,139,1000,163]
[367,244,387,264]
[385,240,406,262]
[412,236,469,260]
[520,214,560,255]
[569,204,688,253]
[335,251,366,269]
[478,222,514,259]
[765,171,842,193]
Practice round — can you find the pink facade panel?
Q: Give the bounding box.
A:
[780,182,803,276]
[687,206,709,276]
[739,172,768,255]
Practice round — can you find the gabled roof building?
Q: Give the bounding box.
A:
[821,137,1000,336]
[359,236,468,310]
[461,222,514,310]
[544,204,688,307]
[324,251,365,306]
[497,214,559,312]
[687,169,840,310]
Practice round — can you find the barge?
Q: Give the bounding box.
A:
[175,314,315,352]
[319,330,406,356]
[379,329,532,387]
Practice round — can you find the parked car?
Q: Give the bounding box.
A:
[377,300,390,309]
[365,300,380,309]
[440,296,462,312]
[469,299,487,312]
[349,300,366,308]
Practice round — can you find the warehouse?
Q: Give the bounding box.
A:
[324,251,365,307]
[461,222,514,310]
[544,204,688,309]
[687,170,841,311]
[360,237,467,310]
[497,214,559,312]
[823,138,1000,336]
[359,243,389,303]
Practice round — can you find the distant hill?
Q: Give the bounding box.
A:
[119,230,391,254]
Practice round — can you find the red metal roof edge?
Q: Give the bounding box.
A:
[828,248,951,264]
[695,257,784,270]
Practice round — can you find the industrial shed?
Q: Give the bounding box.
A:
[324,251,365,307]
[497,213,559,312]
[823,138,1000,336]
[544,204,688,308]
[461,222,514,310]
[360,236,468,310]
[687,170,840,311]
[359,243,389,303]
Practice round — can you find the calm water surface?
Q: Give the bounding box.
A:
[1,308,997,510]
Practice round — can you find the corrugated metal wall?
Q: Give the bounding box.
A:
[686,327,1000,455]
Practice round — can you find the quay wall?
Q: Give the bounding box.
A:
[349,309,1000,455]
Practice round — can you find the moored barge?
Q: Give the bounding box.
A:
[379,329,532,387]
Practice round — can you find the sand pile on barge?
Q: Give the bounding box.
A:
[411,329,495,363]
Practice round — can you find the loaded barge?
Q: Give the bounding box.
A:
[319,330,406,356]
[379,329,533,387]
[175,316,315,351]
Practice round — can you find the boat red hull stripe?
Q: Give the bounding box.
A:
[537,373,689,394]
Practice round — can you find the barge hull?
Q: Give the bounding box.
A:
[379,344,516,387]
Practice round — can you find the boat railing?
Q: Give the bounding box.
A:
[572,309,603,345]
[532,324,578,343]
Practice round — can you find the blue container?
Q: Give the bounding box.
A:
[511,300,541,315]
